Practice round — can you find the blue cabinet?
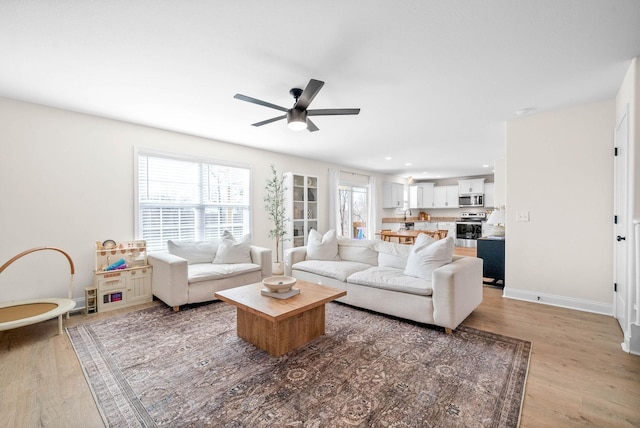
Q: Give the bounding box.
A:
[477,238,504,287]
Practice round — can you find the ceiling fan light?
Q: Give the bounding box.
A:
[287,109,307,130]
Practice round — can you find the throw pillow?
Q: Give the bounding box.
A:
[213,231,252,264]
[403,235,454,280]
[167,240,218,264]
[306,229,341,261]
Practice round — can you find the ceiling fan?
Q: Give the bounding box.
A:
[234,79,360,132]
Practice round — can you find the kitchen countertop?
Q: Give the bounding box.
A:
[381,217,459,223]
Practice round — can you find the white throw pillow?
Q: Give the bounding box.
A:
[306,229,341,261]
[213,231,252,264]
[167,240,218,264]
[403,235,454,280]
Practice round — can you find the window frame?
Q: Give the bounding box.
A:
[338,184,368,239]
[134,147,252,251]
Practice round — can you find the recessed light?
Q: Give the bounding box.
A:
[385,157,392,160]
[405,162,412,166]
[482,164,490,168]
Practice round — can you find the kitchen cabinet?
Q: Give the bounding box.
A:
[484,183,495,208]
[284,173,318,249]
[408,183,434,209]
[381,222,402,232]
[438,222,456,239]
[458,178,485,195]
[413,221,438,231]
[382,182,405,208]
[433,185,459,208]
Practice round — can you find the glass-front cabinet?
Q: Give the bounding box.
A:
[284,173,318,249]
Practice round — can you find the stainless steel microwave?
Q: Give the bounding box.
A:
[458,194,484,207]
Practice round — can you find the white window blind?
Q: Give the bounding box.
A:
[136,152,251,251]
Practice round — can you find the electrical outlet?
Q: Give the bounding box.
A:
[516,211,530,222]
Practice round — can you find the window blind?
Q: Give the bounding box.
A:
[137,152,251,251]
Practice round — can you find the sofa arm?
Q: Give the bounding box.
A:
[431,256,483,331]
[284,247,307,276]
[250,246,272,277]
[148,252,189,310]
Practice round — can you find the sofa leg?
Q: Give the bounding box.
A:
[173,306,179,312]
[445,327,453,335]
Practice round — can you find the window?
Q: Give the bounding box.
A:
[338,185,368,239]
[136,151,251,251]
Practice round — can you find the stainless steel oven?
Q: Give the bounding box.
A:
[455,212,486,247]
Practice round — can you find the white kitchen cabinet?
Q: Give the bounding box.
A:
[433,185,459,208]
[484,183,495,208]
[381,222,402,232]
[413,221,438,231]
[284,173,318,249]
[438,222,457,239]
[458,178,485,195]
[382,182,405,208]
[409,183,434,209]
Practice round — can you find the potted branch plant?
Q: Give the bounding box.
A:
[264,165,288,275]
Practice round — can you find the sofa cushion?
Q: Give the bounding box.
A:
[337,239,378,265]
[404,235,454,280]
[292,260,371,282]
[187,262,260,284]
[374,239,413,269]
[377,252,408,269]
[306,229,340,261]
[213,231,252,264]
[167,240,218,265]
[347,266,433,296]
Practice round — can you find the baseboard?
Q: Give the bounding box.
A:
[71,296,86,313]
[622,323,640,356]
[502,287,613,316]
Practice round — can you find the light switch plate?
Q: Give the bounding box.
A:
[516,211,530,222]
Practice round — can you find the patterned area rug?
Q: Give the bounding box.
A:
[67,301,530,427]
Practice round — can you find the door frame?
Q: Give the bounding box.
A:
[613,104,631,350]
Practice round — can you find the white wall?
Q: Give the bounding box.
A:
[504,99,615,313]
[493,157,506,209]
[0,97,391,302]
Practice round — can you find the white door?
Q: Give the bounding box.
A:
[614,108,629,335]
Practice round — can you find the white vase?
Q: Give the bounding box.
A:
[272,262,284,275]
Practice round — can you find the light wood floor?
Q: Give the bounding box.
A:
[1,253,639,427]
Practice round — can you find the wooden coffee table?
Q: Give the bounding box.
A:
[214,280,346,356]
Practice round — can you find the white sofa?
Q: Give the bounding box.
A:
[148,234,272,311]
[284,233,482,333]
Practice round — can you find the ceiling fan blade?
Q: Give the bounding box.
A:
[251,115,286,127]
[307,108,360,116]
[294,79,324,110]
[306,119,319,132]
[234,94,288,112]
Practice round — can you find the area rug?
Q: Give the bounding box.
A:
[67,301,531,428]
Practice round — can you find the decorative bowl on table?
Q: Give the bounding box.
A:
[262,276,297,293]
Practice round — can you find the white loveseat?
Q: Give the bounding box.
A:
[148,233,272,311]
[284,231,482,332]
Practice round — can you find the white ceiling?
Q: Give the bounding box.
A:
[1,1,639,179]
